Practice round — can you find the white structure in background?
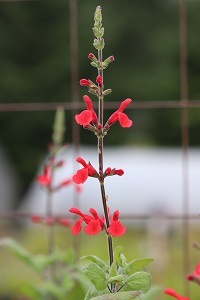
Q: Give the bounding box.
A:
[19,146,200,217]
[0,144,19,211]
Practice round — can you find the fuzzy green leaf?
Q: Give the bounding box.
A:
[123,271,152,293]
[91,290,142,300]
[124,258,154,276]
[0,238,39,271]
[81,255,108,271]
[114,246,127,267]
[142,286,162,300]
[82,263,107,291]
[108,261,118,279]
[84,286,109,300]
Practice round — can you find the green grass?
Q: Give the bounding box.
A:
[0,221,200,299]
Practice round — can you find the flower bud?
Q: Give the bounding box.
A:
[103,89,112,96]
[96,75,103,85]
[80,79,91,86]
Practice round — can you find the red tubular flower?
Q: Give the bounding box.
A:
[72,157,98,184]
[96,75,103,85]
[164,288,190,300]
[80,79,91,86]
[75,95,98,127]
[69,207,104,235]
[36,165,51,186]
[187,263,200,284]
[31,215,42,223]
[69,207,126,237]
[105,98,133,128]
[54,178,72,191]
[57,218,71,227]
[104,167,124,177]
[107,210,126,237]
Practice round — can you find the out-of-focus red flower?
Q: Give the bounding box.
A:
[69,207,126,237]
[75,95,98,127]
[54,179,72,190]
[164,288,190,300]
[187,263,200,284]
[105,98,133,128]
[36,165,51,186]
[72,157,98,184]
[57,218,71,227]
[31,215,71,227]
[31,215,43,223]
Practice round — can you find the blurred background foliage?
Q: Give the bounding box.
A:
[0,0,200,199]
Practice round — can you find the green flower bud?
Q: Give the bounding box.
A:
[94,6,102,24]
[103,89,112,96]
[91,62,98,68]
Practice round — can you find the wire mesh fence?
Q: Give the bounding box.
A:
[0,0,199,298]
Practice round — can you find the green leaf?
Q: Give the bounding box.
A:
[84,286,109,300]
[123,271,152,293]
[90,290,142,300]
[114,246,127,268]
[36,282,64,300]
[142,286,162,300]
[0,238,39,271]
[81,255,108,272]
[82,262,107,291]
[124,258,154,276]
[19,283,42,300]
[108,261,118,279]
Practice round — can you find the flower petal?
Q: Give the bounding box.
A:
[75,110,93,126]
[118,112,132,128]
[84,219,101,235]
[73,168,88,184]
[118,98,132,112]
[71,219,83,235]
[107,220,126,237]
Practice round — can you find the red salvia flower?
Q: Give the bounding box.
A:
[69,207,126,237]
[36,165,51,186]
[107,210,126,237]
[164,288,190,300]
[75,95,98,127]
[104,167,124,177]
[105,98,133,128]
[69,207,104,235]
[57,218,71,227]
[72,157,98,184]
[187,263,200,284]
[54,178,72,191]
[31,215,43,223]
